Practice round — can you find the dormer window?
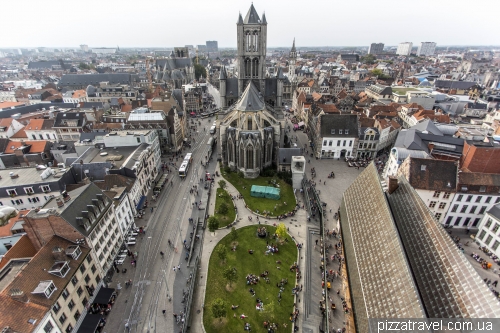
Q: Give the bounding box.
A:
[7,189,17,197]
[345,129,349,135]
[66,245,82,260]
[461,186,468,192]
[40,185,51,193]
[24,187,34,195]
[48,261,70,278]
[32,280,57,298]
[331,129,335,134]
[479,186,486,193]
[339,129,343,135]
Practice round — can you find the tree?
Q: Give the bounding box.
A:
[223,267,237,287]
[194,63,207,80]
[276,222,287,242]
[211,298,227,322]
[370,69,391,79]
[218,202,229,215]
[218,180,227,189]
[78,62,91,70]
[208,216,220,233]
[230,227,238,241]
[215,244,227,262]
[361,54,376,65]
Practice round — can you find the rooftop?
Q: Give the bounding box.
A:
[0,167,67,188]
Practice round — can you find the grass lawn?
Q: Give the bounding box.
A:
[392,87,417,95]
[214,188,236,228]
[222,172,296,217]
[203,225,298,333]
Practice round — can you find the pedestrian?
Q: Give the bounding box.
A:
[173,266,177,272]
[177,265,181,271]
[315,239,318,245]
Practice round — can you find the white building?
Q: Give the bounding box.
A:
[0,90,16,102]
[417,42,436,56]
[91,48,116,54]
[476,204,500,257]
[317,114,358,159]
[368,43,384,55]
[23,119,59,142]
[0,118,25,139]
[396,42,413,56]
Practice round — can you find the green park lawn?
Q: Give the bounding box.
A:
[203,225,298,333]
[214,188,236,228]
[222,173,296,217]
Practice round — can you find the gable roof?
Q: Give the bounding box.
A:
[0,234,36,270]
[4,140,48,154]
[234,81,265,111]
[434,80,477,90]
[53,112,86,127]
[406,158,457,191]
[278,148,302,165]
[320,114,359,137]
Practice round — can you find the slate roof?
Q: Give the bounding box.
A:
[411,119,443,135]
[406,158,457,191]
[319,114,359,138]
[226,78,239,97]
[434,80,477,90]
[53,112,86,127]
[340,163,426,332]
[487,204,500,220]
[58,74,138,87]
[234,81,265,111]
[278,148,302,165]
[27,60,63,70]
[367,84,392,96]
[388,178,500,318]
[264,78,278,97]
[156,58,193,71]
[244,4,261,24]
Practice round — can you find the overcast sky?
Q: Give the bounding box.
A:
[2,0,498,48]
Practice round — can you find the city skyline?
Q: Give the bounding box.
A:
[2,0,499,49]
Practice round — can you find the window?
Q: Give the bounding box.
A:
[464,217,471,227]
[479,186,486,193]
[62,288,69,300]
[28,197,40,203]
[435,213,442,220]
[429,201,437,208]
[473,218,481,227]
[485,196,492,204]
[91,265,97,274]
[74,310,80,321]
[343,140,346,146]
[323,140,327,146]
[493,223,500,233]
[24,187,34,194]
[451,204,458,212]
[96,275,101,284]
[84,275,90,283]
[445,216,453,225]
[457,195,463,202]
[59,313,67,325]
[337,141,340,146]
[71,276,78,286]
[466,195,472,202]
[460,205,468,213]
[486,219,493,228]
[497,197,500,204]
[41,185,51,193]
[443,192,451,199]
[478,230,486,240]
[86,256,92,264]
[469,206,477,214]
[492,241,500,251]
[79,263,86,274]
[328,141,332,146]
[65,324,73,333]
[77,286,84,297]
[433,191,441,198]
[485,235,493,246]
[53,302,61,314]
[339,129,343,134]
[438,202,446,209]
[82,297,88,307]
[475,196,482,203]
[479,206,487,214]
[44,321,54,333]
[6,189,17,197]
[349,141,352,147]
[345,129,349,135]
[68,299,75,311]
[330,129,335,134]
[454,217,462,226]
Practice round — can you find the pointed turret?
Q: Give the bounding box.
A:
[219,66,227,80]
[244,3,261,24]
[276,67,285,80]
[291,38,296,53]
[262,12,267,24]
[237,12,244,25]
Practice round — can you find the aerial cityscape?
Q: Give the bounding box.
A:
[1,2,500,333]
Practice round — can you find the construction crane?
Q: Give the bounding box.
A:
[145,56,153,93]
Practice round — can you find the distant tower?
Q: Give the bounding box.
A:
[236,4,267,95]
[289,38,297,91]
[219,66,227,107]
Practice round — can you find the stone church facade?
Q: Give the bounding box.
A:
[219,4,285,111]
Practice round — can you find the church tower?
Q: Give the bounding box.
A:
[236,4,267,96]
[289,38,298,92]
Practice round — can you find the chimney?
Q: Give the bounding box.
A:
[62,190,71,202]
[387,176,399,194]
[52,246,66,261]
[56,198,64,207]
[9,288,29,303]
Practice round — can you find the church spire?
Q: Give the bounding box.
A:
[262,12,267,24]
[244,3,261,24]
[237,12,243,25]
[291,38,296,53]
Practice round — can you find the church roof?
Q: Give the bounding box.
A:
[234,81,265,111]
[262,12,267,24]
[276,67,286,80]
[219,66,227,80]
[291,38,296,53]
[237,12,244,25]
[244,4,261,24]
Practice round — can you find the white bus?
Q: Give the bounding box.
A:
[209,125,216,134]
[179,153,193,177]
[207,137,216,157]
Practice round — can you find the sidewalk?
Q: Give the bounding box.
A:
[189,162,326,333]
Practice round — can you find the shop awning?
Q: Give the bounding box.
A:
[136,196,147,210]
[93,287,115,305]
[77,314,102,333]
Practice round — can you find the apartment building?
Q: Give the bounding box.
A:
[368,43,384,55]
[417,42,437,56]
[0,236,101,333]
[23,184,123,277]
[396,42,413,56]
[476,204,500,257]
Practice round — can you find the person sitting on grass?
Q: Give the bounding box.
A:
[248,249,254,254]
[231,304,239,310]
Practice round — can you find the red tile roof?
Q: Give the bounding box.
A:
[4,140,48,154]
[9,127,27,139]
[0,102,24,109]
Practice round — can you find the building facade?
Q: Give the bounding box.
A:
[476,204,500,257]
[417,42,436,56]
[396,42,413,56]
[368,43,384,55]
